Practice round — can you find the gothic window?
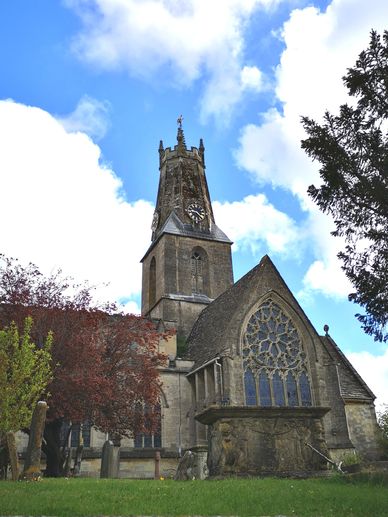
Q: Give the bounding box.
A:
[134,404,162,449]
[191,247,209,295]
[242,299,312,407]
[149,257,156,307]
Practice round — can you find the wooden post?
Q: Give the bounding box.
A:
[154,450,160,479]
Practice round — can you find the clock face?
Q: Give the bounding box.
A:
[151,211,159,231]
[187,203,205,223]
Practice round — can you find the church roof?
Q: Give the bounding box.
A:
[141,210,231,262]
[320,335,375,400]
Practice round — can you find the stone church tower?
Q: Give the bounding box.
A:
[141,125,233,341]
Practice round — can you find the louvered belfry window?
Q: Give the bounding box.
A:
[191,251,203,293]
[242,299,312,407]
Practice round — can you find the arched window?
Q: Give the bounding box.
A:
[191,252,203,293]
[149,257,156,307]
[191,247,209,295]
[242,299,312,407]
[134,403,162,449]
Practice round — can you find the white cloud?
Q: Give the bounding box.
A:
[213,193,300,257]
[121,299,141,315]
[346,348,388,411]
[241,65,263,92]
[0,99,153,307]
[57,95,111,141]
[64,0,272,122]
[235,0,388,298]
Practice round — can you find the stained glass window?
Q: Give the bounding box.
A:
[244,368,257,405]
[134,404,162,448]
[286,372,298,406]
[273,371,285,406]
[259,371,271,406]
[299,371,312,406]
[242,299,312,407]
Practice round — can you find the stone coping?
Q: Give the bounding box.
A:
[195,405,331,424]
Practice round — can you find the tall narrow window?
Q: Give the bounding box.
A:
[149,257,156,307]
[273,372,285,406]
[190,246,209,295]
[191,252,203,293]
[286,372,298,406]
[244,369,257,405]
[299,372,312,406]
[258,371,271,406]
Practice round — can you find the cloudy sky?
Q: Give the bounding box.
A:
[0,0,387,409]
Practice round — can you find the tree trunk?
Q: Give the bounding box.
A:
[0,434,10,480]
[6,432,18,481]
[42,420,63,477]
[22,401,48,480]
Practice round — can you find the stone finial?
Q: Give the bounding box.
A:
[199,138,205,166]
[324,324,329,336]
[176,124,186,154]
[159,140,164,167]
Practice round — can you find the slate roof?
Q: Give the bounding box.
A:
[160,210,231,243]
[320,335,375,400]
[142,211,231,262]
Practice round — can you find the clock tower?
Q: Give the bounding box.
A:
[141,124,234,341]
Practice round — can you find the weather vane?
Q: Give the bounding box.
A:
[177,114,183,129]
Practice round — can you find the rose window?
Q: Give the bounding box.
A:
[242,299,312,407]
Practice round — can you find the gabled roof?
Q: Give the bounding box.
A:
[320,335,375,400]
[141,210,231,262]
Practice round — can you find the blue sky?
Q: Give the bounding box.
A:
[0,0,387,408]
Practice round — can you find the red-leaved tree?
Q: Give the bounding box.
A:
[0,254,168,476]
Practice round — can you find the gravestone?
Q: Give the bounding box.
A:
[100,440,120,478]
[174,448,209,480]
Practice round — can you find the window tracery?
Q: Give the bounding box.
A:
[242,299,312,407]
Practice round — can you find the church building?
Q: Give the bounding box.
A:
[17,125,380,478]
[139,125,380,477]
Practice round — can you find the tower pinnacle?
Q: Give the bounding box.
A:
[176,115,186,153]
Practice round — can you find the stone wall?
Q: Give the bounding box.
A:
[345,401,381,460]
[197,406,329,476]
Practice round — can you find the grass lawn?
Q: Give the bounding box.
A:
[0,474,387,517]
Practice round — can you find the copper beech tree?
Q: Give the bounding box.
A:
[0,254,168,477]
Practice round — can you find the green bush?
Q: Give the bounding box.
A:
[377,405,388,458]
